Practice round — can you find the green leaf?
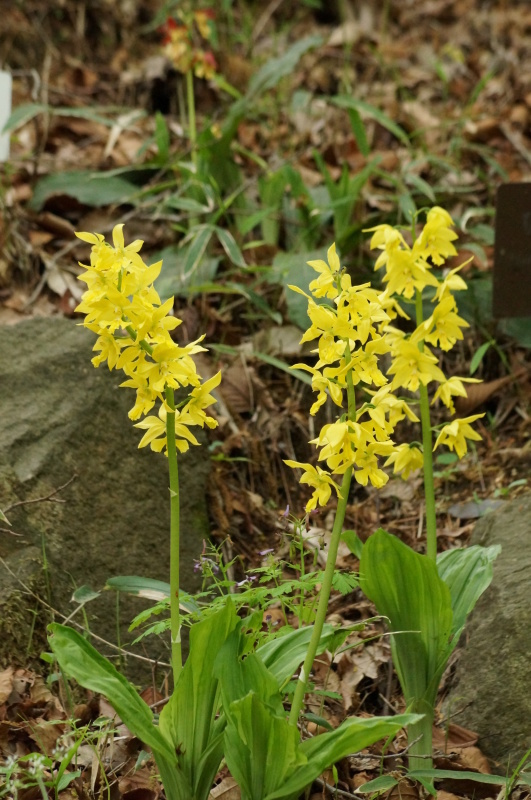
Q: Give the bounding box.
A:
[347,108,370,158]
[436,544,500,641]
[159,600,240,800]
[356,775,399,793]
[154,111,170,162]
[269,713,420,800]
[71,586,100,604]
[154,244,220,300]
[470,341,491,374]
[341,530,364,558]
[224,692,306,800]
[166,195,213,214]
[359,529,453,711]
[105,575,200,613]
[29,171,139,211]
[215,226,247,268]
[2,102,48,132]
[257,623,336,687]
[332,96,411,147]
[332,570,359,595]
[181,225,214,281]
[405,173,437,203]
[0,508,10,526]
[106,575,171,601]
[246,36,323,101]
[409,769,507,785]
[47,624,176,764]
[215,625,286,716]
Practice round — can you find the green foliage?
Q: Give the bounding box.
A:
[49,598,355,800]
[214,614,420,800]
[360,529,499,769]
[29,170,140,210]
[313,152,379,248]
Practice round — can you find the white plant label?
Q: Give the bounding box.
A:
[0,71,12,161]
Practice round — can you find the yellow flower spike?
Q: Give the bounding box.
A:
[353,448,390,488]
[433,414,484,459]
[432,375,481,413]
[134,405,200,453]
[434,261,471,302]
[75,231,105,246]
[422,295,469,351]
[181,371,222,429]
[388,339,446,392]
[307,243,342,299]
[413,206,458,265]
[283,461,341,512]
[365,224,408,255]
[368,385,420,427]
[384,250,439,300]
[384,443,424,479]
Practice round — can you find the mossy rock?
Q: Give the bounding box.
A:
[0,317,211,683]
[446,494,531,772]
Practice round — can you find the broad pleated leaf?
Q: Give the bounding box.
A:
[359,528,453,710]
[224,692,306,800]
[437,543,500,640]
[257,622,338,687]
[159,600,240,800]
[48,624,175,763]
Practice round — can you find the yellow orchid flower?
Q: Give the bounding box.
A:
[433,414,485,458]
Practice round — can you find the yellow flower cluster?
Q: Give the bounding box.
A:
[368,206,483,445]
[286,244,420,510]
[287,208,484,512]
[75,224,220,453]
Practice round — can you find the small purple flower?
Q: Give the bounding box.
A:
[236,575,257,587]
[193,556,220,574]
[259,548,274,556]
[282,505,290,518]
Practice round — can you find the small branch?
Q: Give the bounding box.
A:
[4,474,77,513]
[0,554,170,668]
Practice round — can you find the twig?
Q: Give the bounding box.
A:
[313,737,425,798]
[252,0,286,43]
[4,474,77,513]
[0,526,24,537]
[0,555,171,667]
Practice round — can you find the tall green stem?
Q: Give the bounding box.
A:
[288,467,353,725]
[415,290,437,562]
[186,69,197,173]
[407,701,434,771]
[165,386,182,683]
[289,350,357,726]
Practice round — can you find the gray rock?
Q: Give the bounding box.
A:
[446,494,531,772]
[0,317,211,681]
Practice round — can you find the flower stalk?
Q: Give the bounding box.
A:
[73,224,220,689]
[415,288,437,561]
[165,386,182,681]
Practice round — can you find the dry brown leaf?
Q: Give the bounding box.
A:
[455,369,528,415]
[209,776,241,800]
[218,359,254,415]
[458,745,491,774]
[433,722,478,753]
[0,667,14,704]
[389,778,420,800]
[27,718,64,757]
